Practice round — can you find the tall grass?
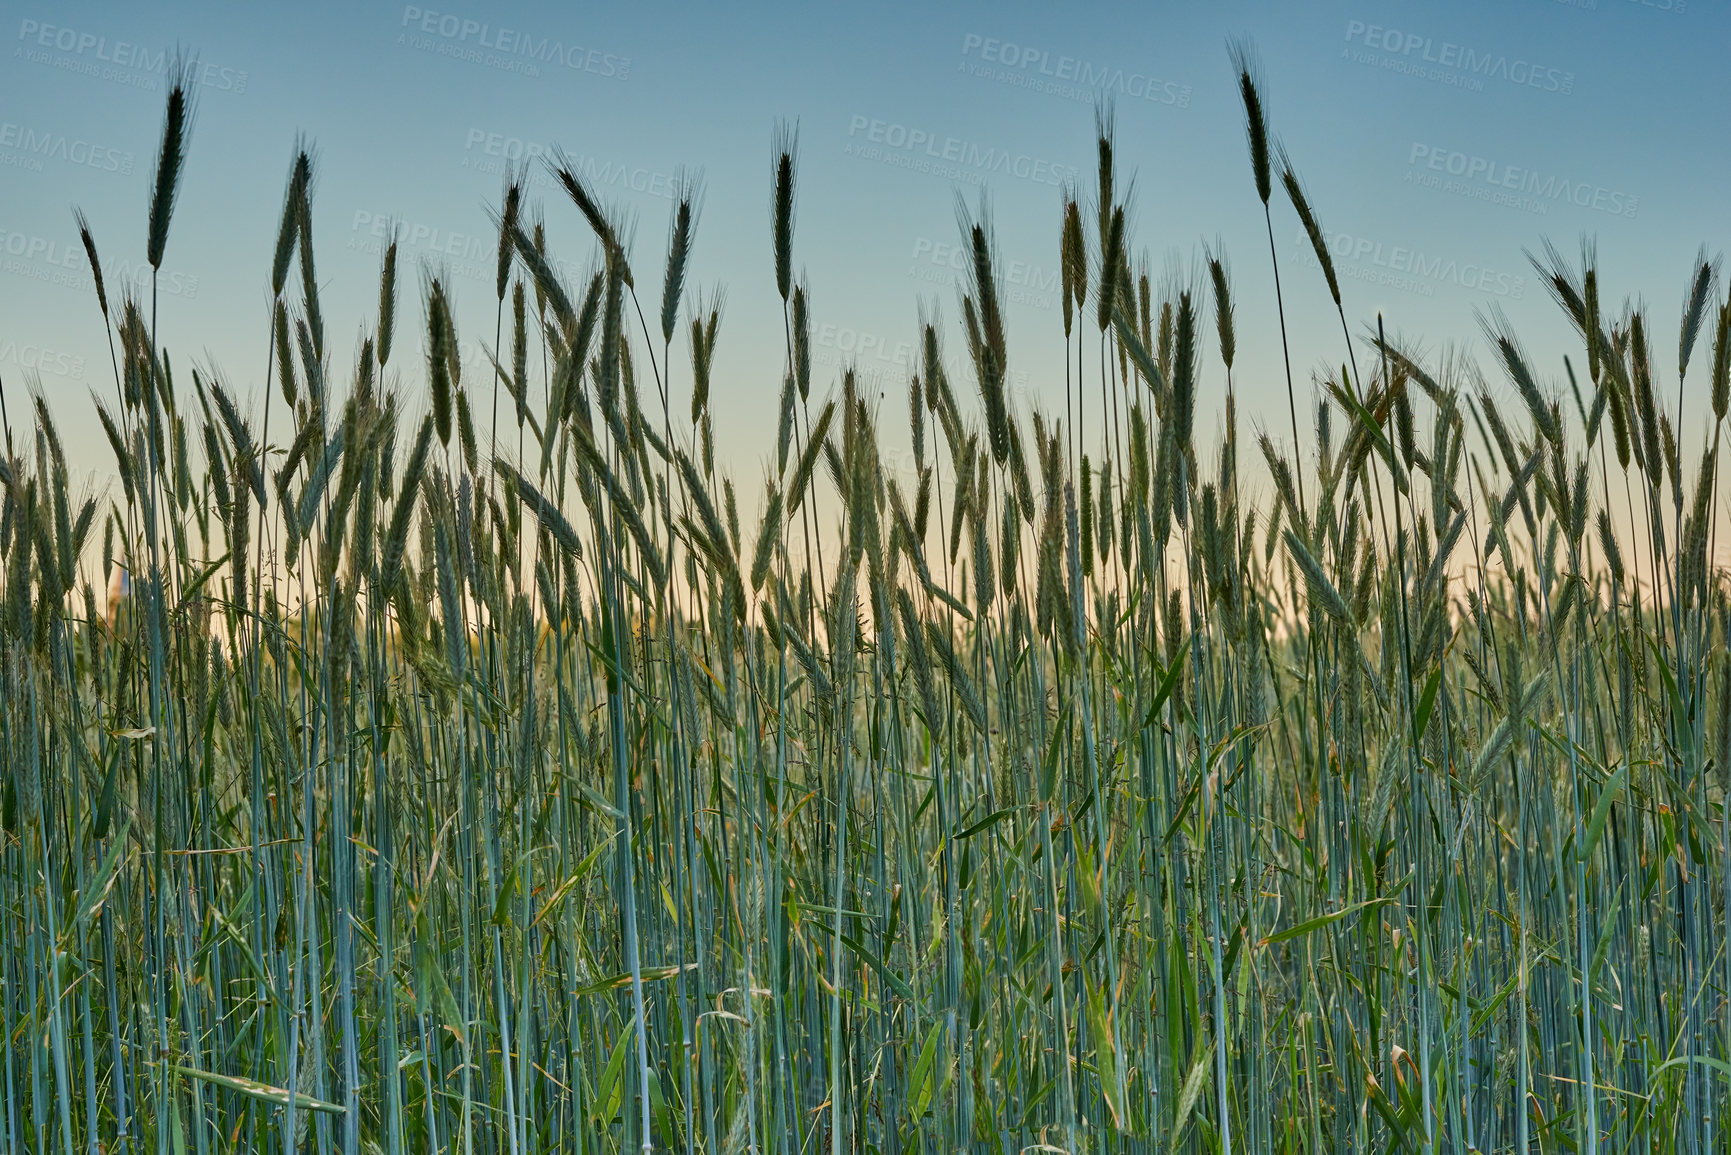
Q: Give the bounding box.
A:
[0,46,1727,1155]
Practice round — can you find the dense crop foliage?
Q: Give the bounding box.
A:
[0,48,1728,1155]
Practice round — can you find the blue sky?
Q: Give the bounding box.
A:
[2,0,1723,483]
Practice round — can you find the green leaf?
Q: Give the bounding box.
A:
[1580,764,1627,863]
[841,931,915,1002]
[908,1019,944,1122]
[1086,975,1125,1130]
[1330,379,1408,495]
[173,1064,345,1114]
[413,911,467,1047]
[572,963,696,998]
[1259,897,1395,948]
[1651,1054,1731,1085]
[1413,665,1443,743]
[1589,880,1623,985]
[1040,698,1072,804]
[954,807,1014,841]
[1171,1041,1214,1150]
[169,1092,186,1155]
[532,835,617,928]
[1139,651,1188,733]
[172,550,230,617]
[597,1017,634,1125]
[76,816,132,927]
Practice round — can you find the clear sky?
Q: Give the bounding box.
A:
[2,0,1724,489]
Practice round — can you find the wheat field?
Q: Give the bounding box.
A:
[0,45,1727,1155]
